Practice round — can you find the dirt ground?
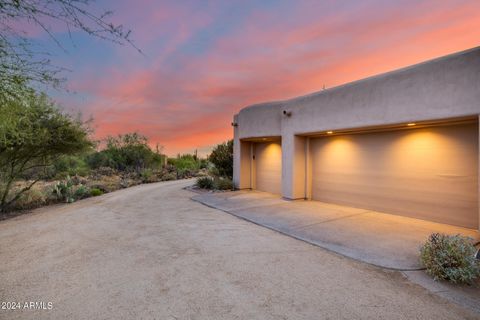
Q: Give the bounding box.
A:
[0,180,477,319]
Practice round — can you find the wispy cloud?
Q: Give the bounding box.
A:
[49,0,480,155]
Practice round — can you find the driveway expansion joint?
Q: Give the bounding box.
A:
[291,210,372,230]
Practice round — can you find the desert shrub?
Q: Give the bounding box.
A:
[140,168,152,181]
[11,188,47,210]
[199,158,209,169]
[53,177,75,203]
[140,168,160,183]
[88,178,118,192]
[168,154,200,172]
[196,176,215,189]
[208,140,233,178]
[70,175,87,186]
[92,166,117,177]
[161,172,177,181]
[215,177,233,190]
[90,188,103,197]
[119,179,131,188]
[73,185,90,200]
[196,168,208,177]
[86,151,116,169]
[164,164,177,173]
[208,166,220,177]
[178,168,197,179]
[420,233,480,284]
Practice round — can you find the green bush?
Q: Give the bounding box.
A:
[208,140,233,178]
[196,176,215,189]
[90,188,103,197]
[168,154,200,172]
[140,168,154,183]
[215,178,233,190]
[178,168,195,179]
[52,155,90,179]
[420,233,480,284]
[85,151,116,170]
[73,185,90,200]
[86,133,164,173]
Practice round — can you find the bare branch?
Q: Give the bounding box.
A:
[0,0,141,93]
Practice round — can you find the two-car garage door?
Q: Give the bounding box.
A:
[310,123,478,229]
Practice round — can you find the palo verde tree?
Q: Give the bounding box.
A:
[0,89,93,211]
[0,0,138,99]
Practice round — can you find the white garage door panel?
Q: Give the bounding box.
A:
[311,123,478,228]
[255,142,282,194]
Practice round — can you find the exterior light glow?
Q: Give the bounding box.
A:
[327,131,333,134]
[407,123,416,126]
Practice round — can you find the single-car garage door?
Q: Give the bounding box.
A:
[310,123,478,229]
[254,141,282,194]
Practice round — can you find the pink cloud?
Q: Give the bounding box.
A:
[64,0,480,156]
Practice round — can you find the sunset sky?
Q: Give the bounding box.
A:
[35,0,480,156]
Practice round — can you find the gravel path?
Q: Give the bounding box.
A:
[0,180,477,319]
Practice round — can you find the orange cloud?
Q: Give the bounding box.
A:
[67,0,480,156]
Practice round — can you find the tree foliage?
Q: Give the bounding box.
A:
[208,140,233,179]
[86,133,164,172]
[168,154,200,171]
[0,89,93,211]
[0,0,137,99]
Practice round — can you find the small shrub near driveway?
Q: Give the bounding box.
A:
[73,185,90,200]
[420,233,480,284]
[161,172,177,181]
[140,168,154,183]
[90,188,103,197]
[214,177,233,190]
[195,176,233,191]
[196,176,215,190]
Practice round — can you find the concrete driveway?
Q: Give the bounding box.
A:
[192,190,480,270]
[0,180,477,319]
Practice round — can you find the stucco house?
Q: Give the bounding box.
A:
[233,47,480,230]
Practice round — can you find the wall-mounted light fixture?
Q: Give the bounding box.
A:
[231,122,238,127]
[283,110,292,117]
[407,123,416,127]
[327,131,333,134]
